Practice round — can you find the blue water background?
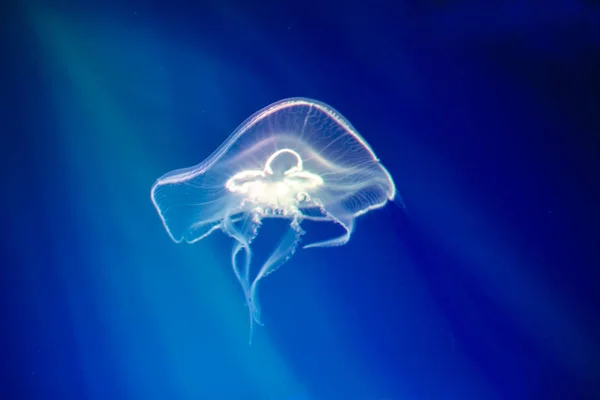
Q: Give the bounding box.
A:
[2,1,599,399]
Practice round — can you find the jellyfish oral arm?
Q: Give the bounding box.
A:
[222,213,261,299]
[302,207,355,249]
[247,218,305,344]
[222,209,305,344]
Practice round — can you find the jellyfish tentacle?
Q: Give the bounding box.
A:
[256,218,305,282]
[234,213,262,280]
[222,214,249,295]
[302,207,354,249]
[222,213,261,301]
[222,212,265,345]
[246,292,261,345]
[247,217,305,334]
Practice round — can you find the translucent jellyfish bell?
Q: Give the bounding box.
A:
[151,98,397,343]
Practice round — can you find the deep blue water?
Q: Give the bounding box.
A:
[2,1,599,399]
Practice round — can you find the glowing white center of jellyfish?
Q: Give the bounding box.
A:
[225,148,323,212]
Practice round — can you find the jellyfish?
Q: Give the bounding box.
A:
[151,98,397,343]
